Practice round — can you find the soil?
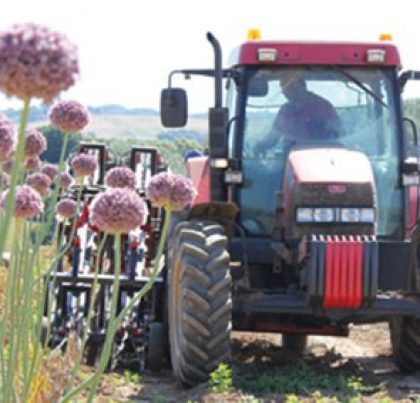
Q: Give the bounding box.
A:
[92,323,420,402]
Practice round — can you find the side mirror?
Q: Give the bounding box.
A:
[160,88,188,127]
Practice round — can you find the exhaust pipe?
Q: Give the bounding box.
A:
[206,32,223,108]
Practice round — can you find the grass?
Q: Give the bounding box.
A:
[208,362,379,401]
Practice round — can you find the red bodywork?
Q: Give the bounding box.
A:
[230,41,401,67]
[288,148,375,184]
[324,236,364,309]
[284,148,375,227]
[185,156,210,205]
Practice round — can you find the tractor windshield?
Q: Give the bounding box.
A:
[235,66,403,237]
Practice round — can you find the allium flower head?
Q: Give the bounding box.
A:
[27,172,51,197]
[2,158,13,174]
[89,188,147,234]
[25,129,47,158]
[59,171,73,189]
[25,156,41,171]
[56,198,77,220]
[0,112,15,162]
[71,153,97,178]
[0,23,79,102]
[41,163,58,181]
[0,184,44,218]
[105,166,136,189]
[49,100,90,133]
[147,172,196,211]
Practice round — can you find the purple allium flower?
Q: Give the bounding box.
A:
[27,172,51,197]
[105,166,136,189]
[89,188,147,234]
[25,156,41,171]
[49,100,89,133]
[59,171,73,189]
[2,158,13,174]
[41,163,58,181]
[56,198,77,220]
[0,172,9,187]
[147,172,196,211]
[0,23,79,102]
[0,112,15,162]
[71,153,97,178]
[25,129,47,158]
[0,185,44,218]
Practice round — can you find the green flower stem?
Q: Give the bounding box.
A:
[0,96,31,401]
[67,233,108,390]
[3,218,24,402]
[43,186,83,348]
[33,132,70,247]
[60,209,172,403]
[0,97,31,258]
[86,233,122,402]
[18,221,33,390]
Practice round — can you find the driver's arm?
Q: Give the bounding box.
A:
[254,109,286,156]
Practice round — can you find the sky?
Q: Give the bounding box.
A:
[0,0,419,112]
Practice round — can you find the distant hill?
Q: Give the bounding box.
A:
[3,103,159,123]
[3,104,207,140]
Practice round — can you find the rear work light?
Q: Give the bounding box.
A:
[296,207,375,223]
[366,49,386,63]
[257,48,277,62]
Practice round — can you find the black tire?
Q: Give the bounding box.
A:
[282,334,307,355]
[147,322,164,371]
[85,340,100,367]
[389,245,420,372]
[167,220,232,387]
[389,317,420,372]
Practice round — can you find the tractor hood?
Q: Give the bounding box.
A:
[282,147,377,238]
[288,148,374,185]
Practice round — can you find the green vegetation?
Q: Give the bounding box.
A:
[208,362,379,400]
[209,363,233,392]
[38,125,82,163]
[96,136,205,174]
[122,370,141,384]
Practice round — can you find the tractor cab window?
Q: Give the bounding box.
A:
[238,66,403,237]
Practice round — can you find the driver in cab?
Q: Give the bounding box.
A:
[254,72,341,156]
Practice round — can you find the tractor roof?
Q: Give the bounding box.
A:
[229,41,401,68]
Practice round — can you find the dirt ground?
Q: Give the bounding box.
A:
[91,323,420,402]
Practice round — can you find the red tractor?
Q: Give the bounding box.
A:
[159,31,420,386]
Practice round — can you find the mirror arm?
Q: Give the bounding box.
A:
[399,70,420,91]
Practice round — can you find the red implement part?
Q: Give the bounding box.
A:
[323,236,363,309]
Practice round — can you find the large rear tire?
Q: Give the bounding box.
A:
[167,220,232,387]
[389,248,420,372]
[389,317,420,372]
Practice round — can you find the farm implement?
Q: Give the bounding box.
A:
[42,143,167,371]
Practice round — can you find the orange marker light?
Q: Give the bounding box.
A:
[379,33,392,41]
[247,29,261,41]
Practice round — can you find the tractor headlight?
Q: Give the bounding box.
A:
[340,208,360,222]
[296,207,375,223]
[360,208,375,223]
[296,208,313,223]
[313,208,334,222]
